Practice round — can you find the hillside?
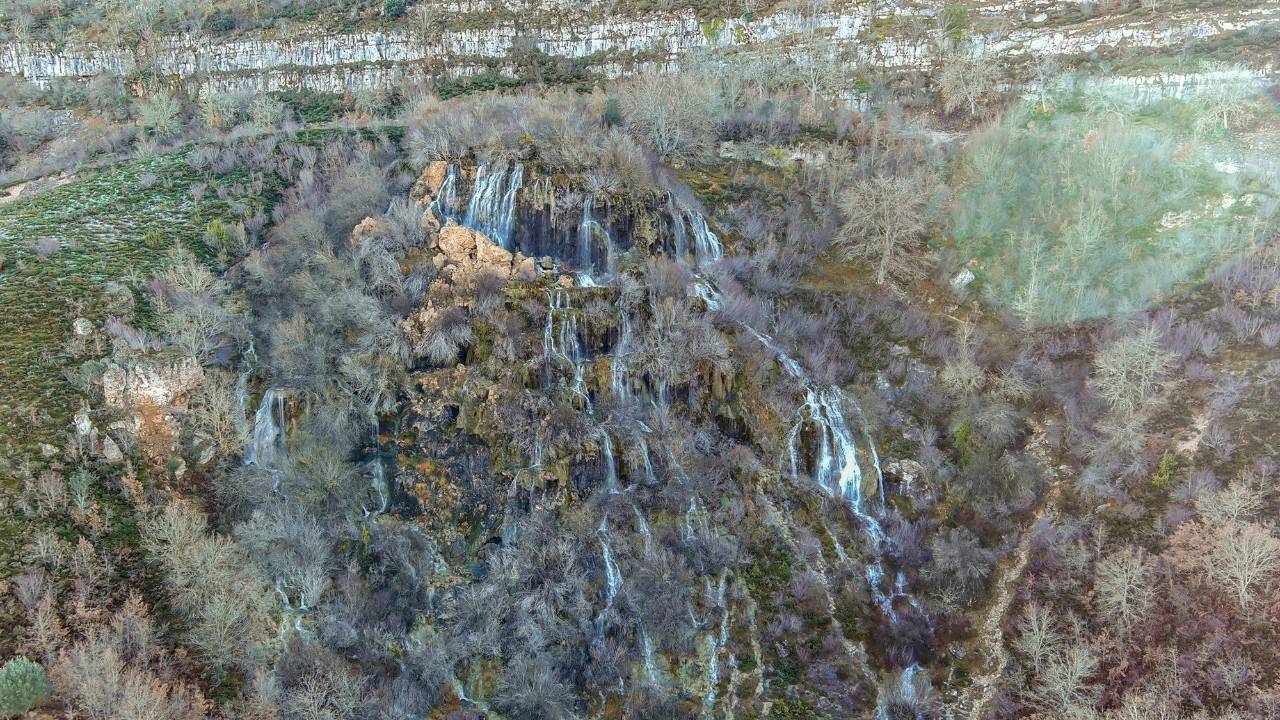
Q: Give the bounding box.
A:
[0,2,1278,719]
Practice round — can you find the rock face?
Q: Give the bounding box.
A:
[101,354,203,463]
[0,1,1273,95]
[102,355,203,410]
[412,161,450,205]
[436,225,514,277]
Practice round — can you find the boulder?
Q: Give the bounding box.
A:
[475,235,513,269]
[437,226,478,265]
[420,210,441,239]
[101,354,203,465]
[71,317,94,337]
[886,459,925,492]
[101,435,123,463]
[412,161,450,204]
[513,255,538,282]
[436,226,513,276]
[350,216,389,249]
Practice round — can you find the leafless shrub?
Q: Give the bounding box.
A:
[1092,325,1178,416]
[618,71,719,163]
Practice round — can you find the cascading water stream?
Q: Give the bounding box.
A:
[543,287,592,411]
[703,570,731,718]
[633,504,652,553]
[601,432,620,495]
[364,416,389,517]
[595,515,623,642]
[611,310,632,403]
[235,338,255,420]
[667,196,724,266]
[246,389,288,472]
[699,281,924,700]
[684,495,710,543]
[579,193,595,275]
[462,162,523,248]
[429,163,460,222]
[688,209,723,263]
[635,433,657,486]
[577,193,619,282]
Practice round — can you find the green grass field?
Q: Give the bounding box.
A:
[946,88,1280,325]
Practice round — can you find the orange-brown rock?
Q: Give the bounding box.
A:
[101,353,203,466]
[411,161,450,204]
[349,216,390,251]
[435,225,513,276]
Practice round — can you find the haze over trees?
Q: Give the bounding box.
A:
[0,3,1277,719]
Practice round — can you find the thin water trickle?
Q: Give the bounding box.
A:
[602,433,620,494]
[697,280,926,693]
[611,310,632,402]
[543,287,592,411]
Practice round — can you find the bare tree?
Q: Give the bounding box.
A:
[836,173,935,287]
[1208,522,1280,609]
[939,52,998,116]
[1030,641,1098,715]
[618,72,719,163]
[139,503,272,670]
[780,0,848,103]
[1094,545,1154,635]
[1011,602,1060,673]
[1092,326,1178,416]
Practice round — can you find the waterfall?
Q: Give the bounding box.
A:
[245,389,287,470]
[641,630,659,686]
[668,196,723,266]
[689,278,722,310]
[579,193,595,272]
[636,433,657,486]
[235,338,255,418]
[365,416,389,516]
[543,287,591,411]
[684,495,710,542]
[787,387,867,505]
[876,663,926,720]
[633,505,652,552]
[595,515,623,643]
[599,519,622,605]
[668,194,688,259]
[703,570,730,717]
[697,280,927,697]
[688,209,723,263]
[611,308,632,402]
[602,433,620,495]
[462,162,523,248]
[577,193,618,280]
[428,163,460,222]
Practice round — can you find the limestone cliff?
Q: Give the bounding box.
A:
[1,0,1275,95]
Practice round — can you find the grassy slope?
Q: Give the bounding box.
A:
[0,153,246,574]
[946,93,1279,325]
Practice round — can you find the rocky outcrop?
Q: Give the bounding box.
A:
[1,0,1274,95]
[101,354,203,410]
[433,225,513,277]
[412,161,450,205]
[101,353,203,464]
